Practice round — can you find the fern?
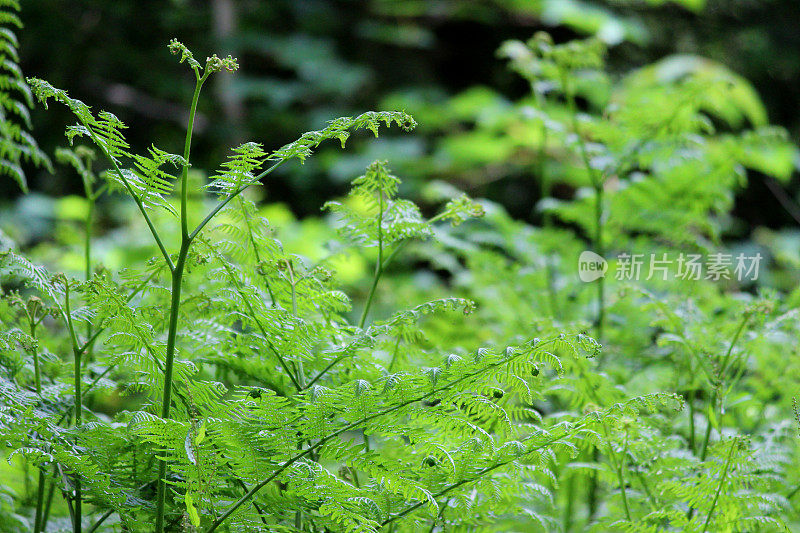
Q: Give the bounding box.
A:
[2,24,799,533]
[0,0,50,192]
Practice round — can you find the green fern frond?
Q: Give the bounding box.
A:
[0,1,50,191]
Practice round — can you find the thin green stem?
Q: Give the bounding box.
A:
[305,353,350,389]
[532,82,559,319]
[359,188,384,329]
[82,168,96,363]
[154,241,189,533]
[56,464,76,529]
[568,334,604,523]
[688,405,716,521]
[698,312,751,463]
[286,261,309,528]
[561,71,604,339]
[28,318,41,396]
[155,70,208,533]
[700,405,714,461]
[29,315,46,533]
[427,498,447,532]
[83,202,92,280]
[286,261,306,389]
[701,439,737,533]
[594,185,604,339]
[303,232,441,387]
[634,470,657,510]
[688,387,697,455]
[33,471,46,533]
[40,474,56,531]
[64,282,82,533]
[387,336,402,373]
[181,71,210,239]
[599,421,631,521]
[86,509,113,533]
[643,295,714,383]
[562,472,574,532]
[718,312,751,378]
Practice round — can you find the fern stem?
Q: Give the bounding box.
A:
[593,184,604,339]
[563,71,606,522]
[427,498,447,532]
[56,464,77,529]
[86,509,113,533]
[359,187,385,329]
[359,261,382,329]
[634,470,657,509]
[562,472,574,532]
[688,387,697,455]
[687,411,717,522]
[29,315,46,533]
[699,407,714,462]
[718,311,751,378]
[701,439,737,533]
[82,170,95,363]
[387,336,402,373]
[286,261,307,530]
[155,240,189,533]
[28,316,42,396]
[64,282,82,533]
[155,71,208,533]
[181,71,210,238]
[561,71,604,339]
[40,475,56,531]
[33,472,46,533]
[533,78,562,321]
[599,420,631,521]
[697,312,751,465]
[206,337,563,532]
[312,241,411,375]
[306,354,349,389]
[286,260,306,388]
[643,293,715,382]
[224,458,271,527]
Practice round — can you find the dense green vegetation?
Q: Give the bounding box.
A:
[1,1,800,532]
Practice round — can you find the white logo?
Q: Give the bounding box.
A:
[578,251,607,282]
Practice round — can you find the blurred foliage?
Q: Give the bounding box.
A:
[3,0,797,228]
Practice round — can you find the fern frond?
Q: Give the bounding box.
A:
[0,1,50,191]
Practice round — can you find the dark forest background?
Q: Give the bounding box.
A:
[7,0,800,231]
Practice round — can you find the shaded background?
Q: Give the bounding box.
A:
[7,0,800,230]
